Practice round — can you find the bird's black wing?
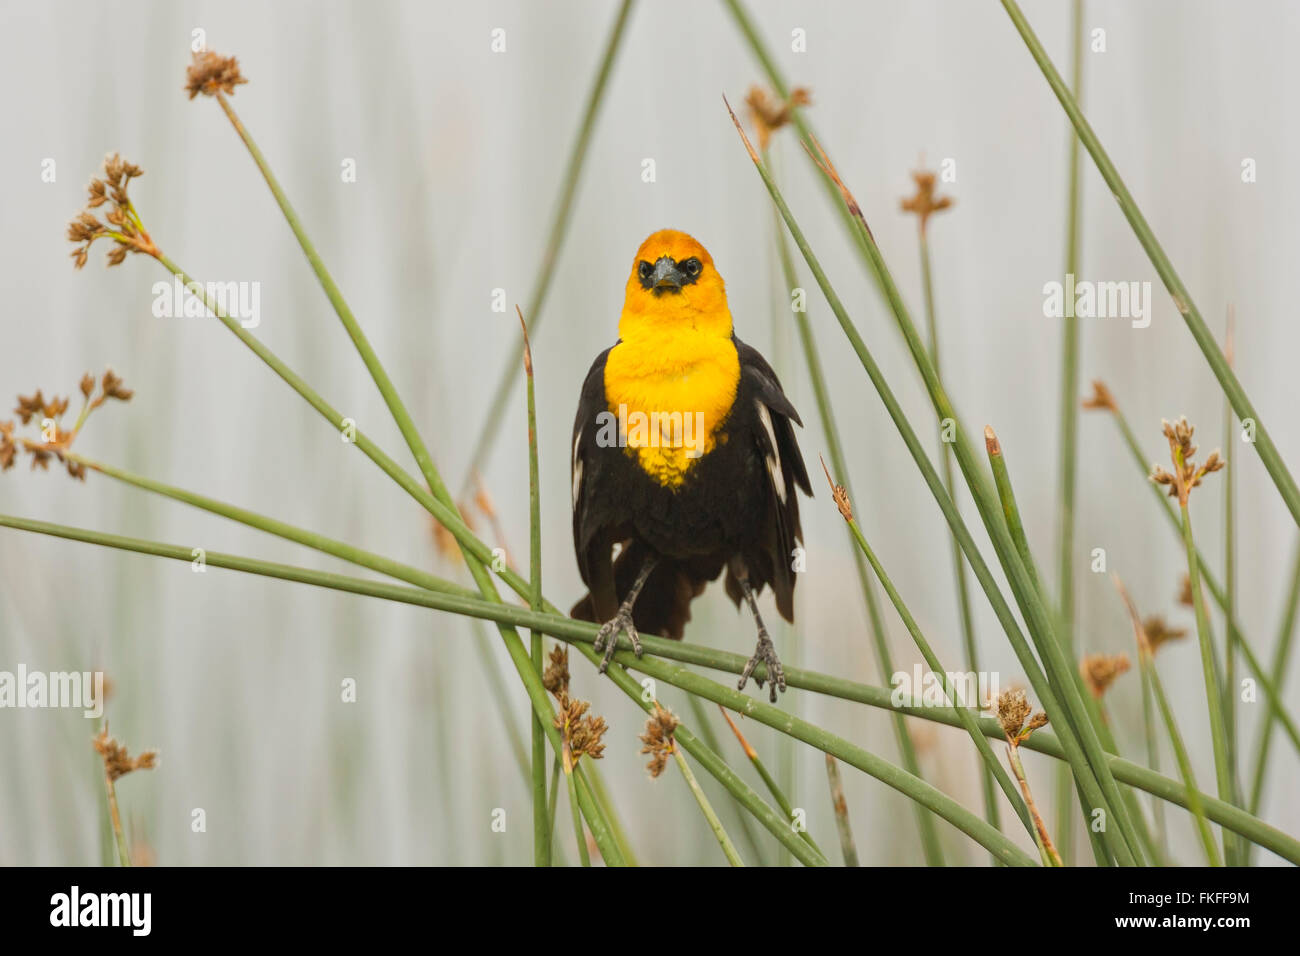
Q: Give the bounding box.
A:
[571,346,615,591]
[735,337,812,621]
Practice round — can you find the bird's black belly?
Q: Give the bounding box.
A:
[618,425,768,561]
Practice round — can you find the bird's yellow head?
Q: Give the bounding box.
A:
[618,229,732,341]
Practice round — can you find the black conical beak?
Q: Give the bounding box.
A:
[650,257,684,292]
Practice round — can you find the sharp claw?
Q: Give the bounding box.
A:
[595,610,638,674]
[738,633,785,703]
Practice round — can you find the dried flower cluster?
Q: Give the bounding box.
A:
[1081,380,1117,412]
[542,643,605,771]
[542,645,570,697]
[1142,615,1187,656]
[996,688,1048,747]
[554,695,607,770]
[185,50,247,100]
[745,85,812,151]
[820,458,853,522]
[1081,653,1131,699]
[67,154,157,268]
[1150,416,1224,505]
[638,704,680,778]
[900,168,953,234]
[1,370,131,480]
[93,727,157,782]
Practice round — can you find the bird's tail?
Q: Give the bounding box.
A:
[570,541,710,641]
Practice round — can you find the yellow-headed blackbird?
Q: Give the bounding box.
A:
[570,229,811,701]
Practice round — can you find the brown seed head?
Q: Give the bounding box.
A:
[93,726,158,782]
[1081,380,1117,412]
[1152,416,1224,504]
[1142,615,1188,655]
[4,369,131,480]
[553,693,606,769]
[819,456,853,522]
[67,154,156,267]
[996,688,1048,745]
[900,167,954,234]
[638,703,679,778]
[745,85,812,151]
[185,50,247,100]
[543,644,570,698]
[1081,653,1131,699]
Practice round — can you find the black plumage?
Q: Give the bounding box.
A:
[570,336,812,697]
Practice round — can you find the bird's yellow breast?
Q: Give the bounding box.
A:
[603,329,740,488]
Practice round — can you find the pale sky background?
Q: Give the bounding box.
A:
[1,0,1297,865]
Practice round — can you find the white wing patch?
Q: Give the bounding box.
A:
[755,400,786,504]
[571,431,583,511]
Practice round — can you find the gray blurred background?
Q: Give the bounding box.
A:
[2,0,1297,865]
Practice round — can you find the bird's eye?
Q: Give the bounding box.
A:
[682,258,702,278]
[638,261,653,281]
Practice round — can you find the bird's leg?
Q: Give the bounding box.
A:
[736,575,786,703]
[593,553,657,673]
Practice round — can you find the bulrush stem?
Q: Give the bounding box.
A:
[565,768,591,867]
[673,749,744,866]
[1000,0,1300,528]
[1054,0,1087,868]
[1145,656,1223,866]
[1096,391,1300,756]
[1248,541,1300,818]
[774,200,942,865]
[825,755,860,867]
[821,459,1036,841]
[520,309,549,868]
[1180,501,1236,829]
[914,212,998,856]
[103,775,130,868]
[1005,742,1062,866]
[1113,574,1221,865]
[12,509,1300,862]
[717,705,822,861]
[726,98,1138,866]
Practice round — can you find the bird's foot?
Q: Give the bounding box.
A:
[593,607,643,673]
[738,630,786,703]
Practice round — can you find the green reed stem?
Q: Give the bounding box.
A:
[14,512,1300,862]
[1139,664,1168,853]
[834,487,1035,839]
[988,430,1160,865]
[1054,0,1086,865]
[1143,654,1221,866]
[521,316,549,867]
[716,705,822,862]
[673,749,744,866]
[1004,741,1061,866]
[565,768,592,867]
[76,444,810,867]
[686,698,769,866]
[470,619,532,783]
[0,512,1025,865]
[824,755,860,867]
[1000,0,1300,529]
[1248,540,1300,817]
[1221,320,1240,866]
[774,209,944,864]
[204,85,641,858]
[726,108,1132,865]
[462,0,636,485]
[915,225,999,855]
[1180,498,1236,838]
[1098,397,1300,757]
[147,251,624,865]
